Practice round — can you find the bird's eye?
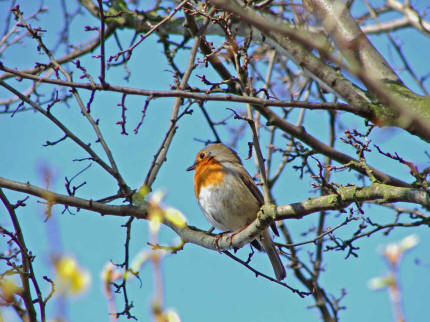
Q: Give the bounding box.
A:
[199,152,205,159]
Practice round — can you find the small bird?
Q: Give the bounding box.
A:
[187,143,286,281]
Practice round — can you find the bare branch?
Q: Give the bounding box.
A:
[0,176,428,252]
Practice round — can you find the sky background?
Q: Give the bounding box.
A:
[1,1,429,321]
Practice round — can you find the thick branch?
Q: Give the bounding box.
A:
[303,0,400,83]
[0,177,427,252]
[208,0,371,114]
[0,177,146,219]
[387,0,430,36]
[277,184,430,219]
[303,0,430,142]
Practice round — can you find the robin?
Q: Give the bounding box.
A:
[187,143,286,281]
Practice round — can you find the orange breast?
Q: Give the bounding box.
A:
[194,158,225,198]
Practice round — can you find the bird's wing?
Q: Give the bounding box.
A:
[238,168,264,206]
[238,168,279,236]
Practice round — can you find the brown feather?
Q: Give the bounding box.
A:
[238,168,279,236]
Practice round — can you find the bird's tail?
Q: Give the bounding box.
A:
[260,229,286,281]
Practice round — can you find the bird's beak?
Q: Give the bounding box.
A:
[186,163,196,171]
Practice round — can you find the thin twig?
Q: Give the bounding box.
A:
[0,64,360,113]
[96,0,106,85]
[223,251,311,297]
[144,36,200,187]
[0,188,44,321]
[108,0,189,63]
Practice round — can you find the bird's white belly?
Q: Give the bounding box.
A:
[197,183,259,232]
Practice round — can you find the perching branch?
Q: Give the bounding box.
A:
[0,176,428,252]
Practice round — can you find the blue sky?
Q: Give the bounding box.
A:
[1,1,429,321]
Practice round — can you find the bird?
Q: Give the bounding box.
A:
[186,143,286,281]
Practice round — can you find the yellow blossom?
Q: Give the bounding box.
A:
[132,185,150,207]
[149,210,163,233]
[368,274,395,290]
[165,208,187,228]
[126,250,151,280]
[54,256,90,296]
[164,309,181,322]
[0,277,21,300]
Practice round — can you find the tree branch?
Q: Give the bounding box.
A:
[0,63,359,113]
[0,176,428,253]
[254,104,408,187]
[303,0,400,83]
